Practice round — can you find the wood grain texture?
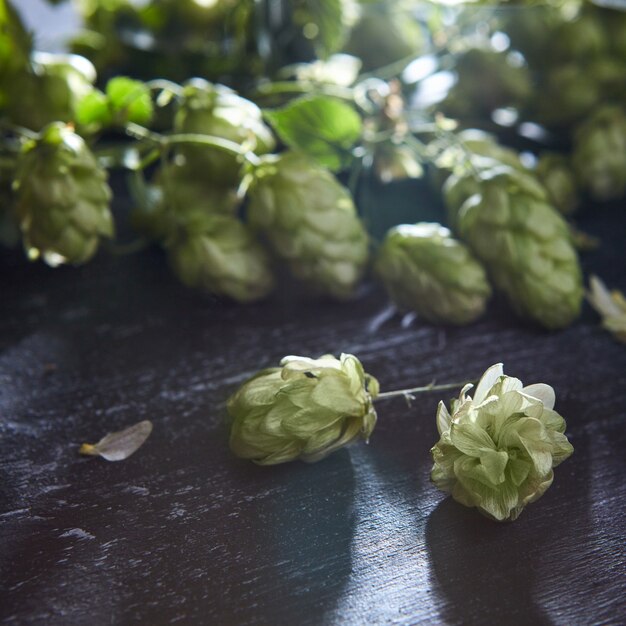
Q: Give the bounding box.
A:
[0,198,625,625]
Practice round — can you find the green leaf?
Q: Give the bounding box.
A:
[76,90,111,127]
[264,95,362,171]
[106,76,153,125]
[296,0,351,59]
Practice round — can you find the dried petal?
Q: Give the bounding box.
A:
[79,420,153,462]
[587,275,626,343]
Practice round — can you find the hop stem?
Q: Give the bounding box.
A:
[124,122,261,166]
[375,380,468,401]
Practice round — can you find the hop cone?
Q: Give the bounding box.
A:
[549,13,607,61]
[375,223,491,325]
[431,363,573,522]
[535,64,600,128]
[14,122,113,266]
[174,79,275,184]
[573,106,626,201]
[431,129,524,206]
[247,152,369,299]
[535,152,580,215]
[131,158,239,243]
[441,49,532,119]
[445,166,583,329]
[6,52,96,130]
[166,212,274,303]
[228,353,379,465]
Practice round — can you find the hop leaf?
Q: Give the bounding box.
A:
[431,363,574,521]
[77,76,153,128]
[264,95,362,172]
[228,353,379,465]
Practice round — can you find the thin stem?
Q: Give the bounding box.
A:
[252,80,355,102]
[375,381,468,401]
[146,79,183,96]
[124,123,261,166]
[357,52,420,83]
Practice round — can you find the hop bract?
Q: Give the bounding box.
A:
[375,223,491,325]
[445,165,583,329]
[174,79,275,184]
[14,122,113,266]
[247,152,369,299]
[431,363,574,521]
[228,354,379,465]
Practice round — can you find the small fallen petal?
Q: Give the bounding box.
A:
[587,276,626,344]
[79,420,153,462]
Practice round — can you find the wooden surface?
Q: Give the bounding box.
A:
[1,196,625,625]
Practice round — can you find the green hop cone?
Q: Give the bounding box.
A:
[228,353,379,465]
[549,14,607,62]
[247,152,369,299]
[572,106,626,202]
[132,158,239,243]
[445,166,583,329]
[166,212,274,303]
[174,79,275,185]
[431,129,524,204]
[6,52,96,130]
[441,49,532,120]
[431,363,574,522]
[535,152,580,216]
[375,223,491,325]
[14,122,113,266]
[534,64,600,128]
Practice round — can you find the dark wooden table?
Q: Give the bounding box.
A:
[1,193,625,625]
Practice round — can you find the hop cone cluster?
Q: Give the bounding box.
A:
[375,223,491,325]
[174,79,275,184]
[247,152,369,299]
[431,363,574,521]
[228,353,379,465]
[14,122,113,266]
[445,165,583,329]
[573,106,626,201]
[165,211,274,303]
[132,159,273,302]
